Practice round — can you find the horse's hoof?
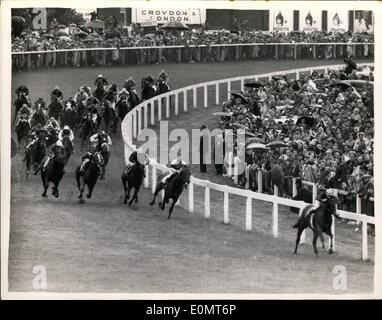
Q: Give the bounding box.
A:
[293,251,298,255]
[78,193,82,199]
[128,201,132,207]
[124,199,127,204]
[86,194,91,199]
[41,193,47,197]
[54,192,59,198]
[149,201,154,206]
[328,249,333,255]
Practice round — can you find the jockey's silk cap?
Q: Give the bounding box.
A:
[56,140,63,147]
[63,125,70,130]
[97,74,103,78]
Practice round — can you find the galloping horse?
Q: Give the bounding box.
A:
[31,108,48,128]
[101,100,117,134]
[121,162,146,206]
[76,151,104,200]
[40,157,65,198]
[293,195,339,256]
[25,136,46,178]
[61,136,73,166]
[141,76,157,101]
[45,129,59,148]
[79,115,96,151]
[150,166,191,219]
[99,142,110,180]
[115,96,130,128]
[61,105,77,130]
[93,82,106,104]
[15,118,30,146]
[13,93,31,123]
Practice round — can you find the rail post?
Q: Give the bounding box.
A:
[204,84,208,108]
[151,165,157,194]
[150,100,155,125]
[223,191,229,224]
[188,181,194,213]
[273,186,279,237]
[144,165,149,188]
[183,89,188,112]
[175,93,179,116]
[362,220,368,260]
[193,86,197,109]
[215,83,219,105]
[143,104,148,129]
[246,196,252,231]
[227,81,231,101]
[257,169,263,193]
[298,205,306,244]
[292,178,297,197]
[166,95,170,118]
[204,186,210,219]
[356,195,361,214]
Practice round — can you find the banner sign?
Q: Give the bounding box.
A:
[327,10,348,32]
[135,8,202,24]
[299,10,322,32]
[354,10,374,33]
[140,20,158,27]
[269,10,294,32]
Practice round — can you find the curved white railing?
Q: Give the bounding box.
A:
[121,63,375,260]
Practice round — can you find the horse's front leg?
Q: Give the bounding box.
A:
[78,177,85,199]
[150,183,163,206]
[86,183,95,198]
[167,196,178,220]
[328,233,334,255]
[41,173,48,197]
[128,187,139,206]
[316,226,326,250]
[312,231,319,257]
[294,227,304,255]
[53,182,59,198]
[122,176,128,204]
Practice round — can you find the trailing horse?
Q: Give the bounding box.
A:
[45,129,59,148]
[15,118,30,146]
[293,195,339,256]
[25,136,46,179]
[99,142,110,180]
[101,101,117,134]
[13,93,31,123]
[40,158,65,198]
[76,151,104,200]
[61,136,73,166]
[61,106,77,130]
[150,166,191,219]
[116,97,130,126]
[121,162,146,206]
[31,109,47,128]
[78,116,96,151]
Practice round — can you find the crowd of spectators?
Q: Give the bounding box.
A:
[211,63,374,216]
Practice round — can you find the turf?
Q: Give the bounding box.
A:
[8,59,374,293]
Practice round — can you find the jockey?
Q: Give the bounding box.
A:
[45,117,60,132]
[123,77,136,91]
[79,143,103,175]
[51,86,63,101]
[95,74,108,88]
[15,85,30,97]
[33,98,48,115]
[161,156,187,185]
[15,104,33,127]
[74,88,89,107]
[308,188,340,218]
[25,124,46,152]
[89,130,112,151]
[58,125,74,143]
[123,148,148,175]
[157,70,171,93]
[34,140,65,175]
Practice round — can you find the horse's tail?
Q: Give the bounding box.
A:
[292,204,313,229]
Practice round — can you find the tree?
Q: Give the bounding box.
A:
[47,8,85,26]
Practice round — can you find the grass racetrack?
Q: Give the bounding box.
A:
[9,59,374,293]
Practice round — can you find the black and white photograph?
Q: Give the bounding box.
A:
[1,0,381,300]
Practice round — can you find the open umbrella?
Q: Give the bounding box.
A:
[75,31,88,38]
[212,112,233,117]
[229,91,248,103]
[58,36,71,42]
[42,33,54,38]
[89,32,102,39]
[56,31,68,37]
[58,24,67,29]
[82,37,95,43]
[69,23,77,27]
[79,26,91,33]
[296,116,318,128]
[12,16,26,23]
[246,142,268,150]
[161,21,189,30]
[266,140,287,148]
[246,137,265,144]
[244,81,264,88]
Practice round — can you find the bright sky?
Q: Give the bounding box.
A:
[74,8,96,15]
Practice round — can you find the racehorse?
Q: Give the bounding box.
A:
[24,136,46,179]
[31,108,47,128]
[293,196,338,256]
[115,96,130,129]
[75,101,86,132]
[61,105,77,130]
[61,136,73,166]
[15,118,30,146]
[99,142,110,180]
[13,93,31,123]
[93,82,106,104]
[79,115,96,151]
[101,100,117,134]
[141,76,157,101]
[121,162,146,206]
[150,166,191,219]
[45,129,59,148]
[76,151,104,200]
[40,157,65,198]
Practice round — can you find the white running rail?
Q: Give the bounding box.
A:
[121,63,375,260]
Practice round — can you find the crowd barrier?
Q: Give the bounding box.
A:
[121,63,374,260]
[12,42,374,71]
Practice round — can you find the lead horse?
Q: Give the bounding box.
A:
[150,166,191,219]
[121,162,146,206]
[293,196,339,256]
